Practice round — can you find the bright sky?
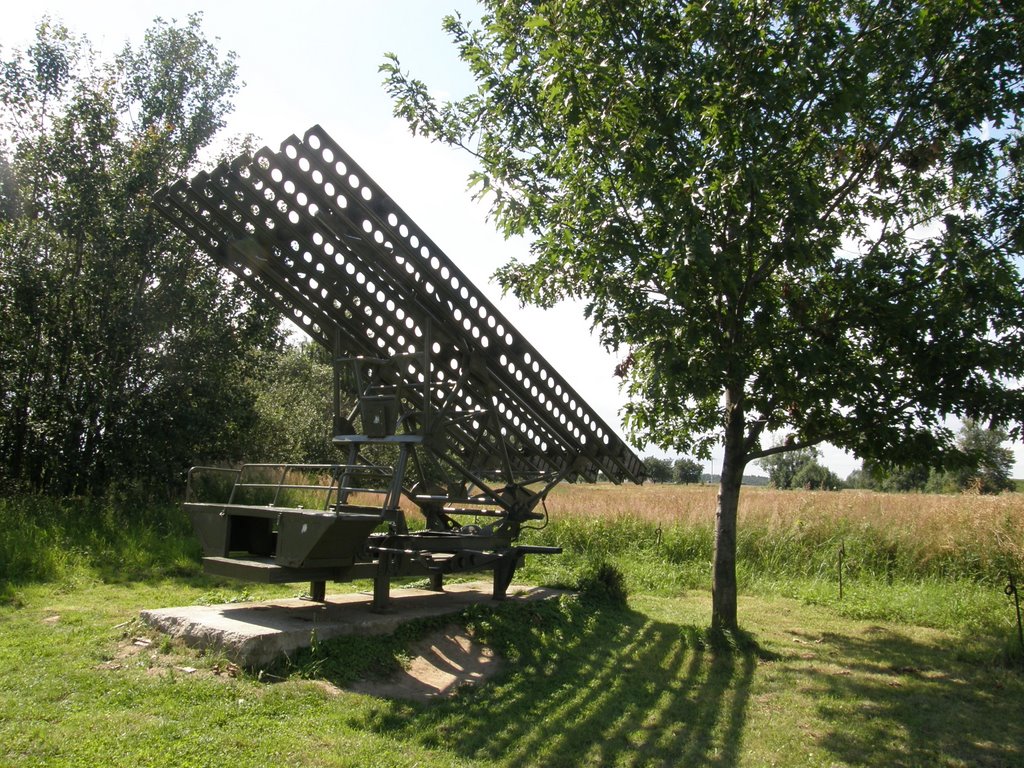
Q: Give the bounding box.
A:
[2,1,1021,479]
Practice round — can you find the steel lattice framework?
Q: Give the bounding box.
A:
[154,126,645,606]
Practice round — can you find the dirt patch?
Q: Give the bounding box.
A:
[348,624,502,702]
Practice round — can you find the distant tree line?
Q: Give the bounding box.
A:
[640,456,709,485]
[642,419,1016,494]
[757,420,1014,494]
[847,420,1015,495]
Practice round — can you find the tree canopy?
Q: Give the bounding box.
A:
[384,0,1024,629]
[0,16,281,496]
[642,456,675,483]
[674,457,704,484]
[760,446,808,489]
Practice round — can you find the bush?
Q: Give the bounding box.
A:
[577,560,629,606]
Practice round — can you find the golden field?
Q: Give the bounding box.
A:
[540,483,1024,580]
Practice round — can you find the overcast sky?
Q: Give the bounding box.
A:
[3,1,1021,479]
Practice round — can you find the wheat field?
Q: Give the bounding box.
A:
[538,483,1024,581]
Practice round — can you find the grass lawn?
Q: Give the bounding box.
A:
[2,573,1022,768]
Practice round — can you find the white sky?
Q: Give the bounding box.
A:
[2,1,1021,479]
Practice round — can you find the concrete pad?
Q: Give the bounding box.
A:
[140,582,560,668]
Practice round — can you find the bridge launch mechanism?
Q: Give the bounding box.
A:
[154,126,646,610]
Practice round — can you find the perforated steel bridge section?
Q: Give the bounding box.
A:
[154,125,645,487]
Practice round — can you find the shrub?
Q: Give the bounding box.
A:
[577,560,629,607]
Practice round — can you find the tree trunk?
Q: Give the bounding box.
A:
[711,389,747,631]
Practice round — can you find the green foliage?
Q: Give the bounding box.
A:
[520,511,1022,597]
[0,15,280,496]
[957,419,1016,494]
[758,445,842,490]
[641,455,673,483]
[862,459,933,492]
[575,560,629,606]
[643,456,704,484]
[759,446,821,489]
[384,0,1024,628]
[674,457,703,484]
[384,0,1024,465]
[247,342,337,464]
[862,419,1016,494]
[791,461,842,491]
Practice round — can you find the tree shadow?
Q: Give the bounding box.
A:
[352,599,758,768]
[791,626,1024,766]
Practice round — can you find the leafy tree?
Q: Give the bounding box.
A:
[844,468,868,489]
[758,446,821,489]
[674,457,703,484]
[248,343,337,465]
[923,469,959,494]
[951,419,1015,494]
[791,461,842,491]
[384,1,1024,629]
[862,459,931,492]
[0,16,280,495]
[642,456,674,484]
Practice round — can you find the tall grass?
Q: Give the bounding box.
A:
[4,483,1021,649]
[0,495,200,588]
[513,484,1024,656]
[534,484,1023,584]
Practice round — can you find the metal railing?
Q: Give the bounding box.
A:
[186,462,395,511]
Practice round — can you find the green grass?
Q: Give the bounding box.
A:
[2,494,1024,766]
[2,579,1022,767]
[0,495,202,586]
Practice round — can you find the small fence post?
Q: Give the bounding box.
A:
[838,541,845,601]
[1006,573,1024,657]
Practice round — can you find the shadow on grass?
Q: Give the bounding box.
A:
[344,597,757,768]
[794,626,1024,767]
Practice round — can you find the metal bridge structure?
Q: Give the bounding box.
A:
[154,126,645,608]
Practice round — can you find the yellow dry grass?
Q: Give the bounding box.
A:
[544,483,1024,566]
